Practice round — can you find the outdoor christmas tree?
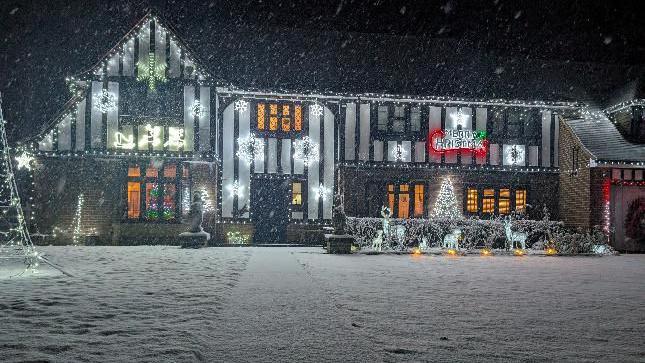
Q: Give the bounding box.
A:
[431,178,462,219]
[0,93,40,271]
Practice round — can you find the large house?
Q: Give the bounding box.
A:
[26,13,644,250]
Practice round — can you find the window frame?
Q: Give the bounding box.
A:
[253,101,306,138]
[124,162,186,223]
[463,186,529,216]
[386,181,426,219]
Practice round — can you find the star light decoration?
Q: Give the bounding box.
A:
[236,136,264,164]
[449,109,470,128]
[234,100,248,113]
[15,151,35,171]
[94,89,117,113]
[294,136,319,166]
[310,103,324,117]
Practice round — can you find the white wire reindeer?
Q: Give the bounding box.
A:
[372,230,384,252]
[504,218,527,250]
[442,229,462,250]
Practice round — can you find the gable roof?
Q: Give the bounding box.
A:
[564,116,645,164]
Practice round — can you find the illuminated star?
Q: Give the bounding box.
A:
[449,109,470,127]
[15,152,34,170]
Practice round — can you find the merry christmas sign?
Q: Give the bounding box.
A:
[428,129,488,155]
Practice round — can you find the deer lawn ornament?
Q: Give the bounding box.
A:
[443,229,462,250]
[372,230,384,252]
[504,219,527,250]
[419,237,429,251]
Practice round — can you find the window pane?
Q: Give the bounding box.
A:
[482,188,495,213]
[281,117,291,132]
[394,106,405,118]
[411,107,421,132]
[398,193,409,219]
[467,188,478,213]
[515,189,527,212]
[163,164,177,178]
[128,165,141,177]
[388,184,394,192]
[414,184,424,217]
[392,119,405,133]
[400,184,409,192]
[294,105,302,131]
[292,182,302,205]
[499,188,510,214]
[378,106,388,131]
[269,104,278,115]
[163,184,176,220]
[145,166,158,178]
[388,191,395,212]
[257,103,266,130]
[127,182,141,218]
[269,116,278,131]
[282,105,290,116]
[145,183,160,219]
[182,166,189,179]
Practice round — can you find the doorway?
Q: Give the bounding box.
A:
[251,177,290,244]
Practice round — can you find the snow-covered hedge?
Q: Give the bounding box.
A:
[346,216,564,251]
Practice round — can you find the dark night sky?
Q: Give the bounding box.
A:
[1,0,644,140]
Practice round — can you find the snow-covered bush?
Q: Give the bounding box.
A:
[552,227,611,254]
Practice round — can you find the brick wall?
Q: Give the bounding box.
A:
[558,120,593,229]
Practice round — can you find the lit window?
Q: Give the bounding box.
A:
[388,184,395,212]
[294,105,302,131]
[145,166,158,178]
[292,182,302,205]
[163,164,176,178]
[482,189,495,213]
[269,104,278,131]
[467,188,478,213]
[515,189,527,212]
[127,182,141,218]
[163,184,176,220]
[145,182,160,220]
[128,165,141,177]
[257,103,266,130]
[414,184,424,217]
[499,189,510,214]
[398,184,410,219]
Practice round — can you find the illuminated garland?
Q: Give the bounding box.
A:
[72,193,84,245]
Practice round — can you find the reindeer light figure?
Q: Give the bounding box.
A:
[504,218,527,250]
[443,229,462,250]
[372,230,384,252]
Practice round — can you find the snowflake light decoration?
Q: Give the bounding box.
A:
[294,136,319,166]
[236,136,264,164]
[94,89,117,113]
[191,100,204,118]
[228,180,243,197]
[15,151,35,171]
[393,144,406,161]
[310,104,324,117]
[136,52,166,90]
[313,183,329,201]
[234,100,248,113]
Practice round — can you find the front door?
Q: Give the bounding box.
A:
[251,178,290,244]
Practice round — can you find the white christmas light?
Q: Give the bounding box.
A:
[136,52,166,90]
[236,136,264,164]
[114,132,136,149]
[431,178,462,219]
[15,151,35,170]
[72,193,84,246]
[191,100,204,118]
[228,180,243,197]
[449,108,470,128]
[393,144,406,161]
[294,136,319,166]
[313,183,330,201]
[234,100,248,113]
[503,144,526,166]
[164,127,185,149]
[94,89,117,113]
[310,103,324,117]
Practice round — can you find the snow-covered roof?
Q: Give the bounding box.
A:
[564,117,645,163]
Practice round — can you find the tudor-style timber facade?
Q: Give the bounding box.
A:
[25,13,645,250]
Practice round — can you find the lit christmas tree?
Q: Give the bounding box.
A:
[431,178,462,219]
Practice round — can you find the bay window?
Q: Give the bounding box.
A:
[126,162,187,222]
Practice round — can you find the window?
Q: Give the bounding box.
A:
[466,188,478,213]
[515,189,527,212]
[386,183,424,219]
[410,107,421,132]
[414,184,424,217]
[499,189,510,214]
[393,106,405,133]
[482,189,495,213]
[292,182,302,206]
[506,110,522,138]
[127,162,183,221]
[377,106,388,131]
[257,102,302,133]
[491,108,505,136]
[398,184,410,219]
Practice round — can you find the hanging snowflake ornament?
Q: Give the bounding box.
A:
[449,109,470,128]
[236,136,264,164]
[294,136,319,166]
[137,52,166,90]
[15,150,35,171]
[310,103,324,117]
[234,100,248,113]
[94,89,117,113]
[191,100,204,118]
[228,180,242,197]
[393,144,406,161]
[313,183,329,201]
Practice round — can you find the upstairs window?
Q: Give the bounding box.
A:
[392,106,406,133]
[292,182,302,206]
[377,106,388,131]
[410,107,421,132]
[256,102,303,134]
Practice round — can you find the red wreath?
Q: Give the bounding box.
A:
[624,197,645,243]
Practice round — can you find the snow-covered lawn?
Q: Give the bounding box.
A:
[1,247,644,362]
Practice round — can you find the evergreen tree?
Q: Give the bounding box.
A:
[431,178,462,219]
